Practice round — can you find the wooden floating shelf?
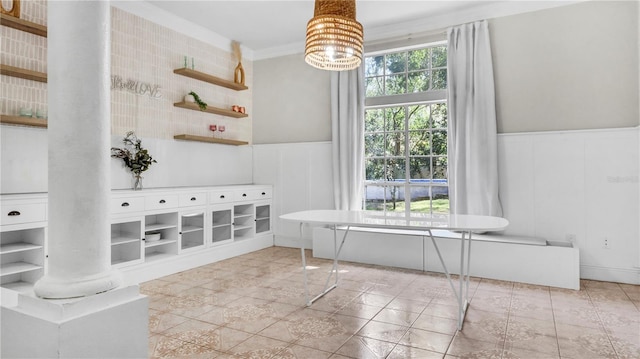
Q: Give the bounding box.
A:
[0,14,47,37]
[174,134,249,146]
[1,114,47,128]
[174,101,248,118]
[1,64,47,83]
[173,68,248,91]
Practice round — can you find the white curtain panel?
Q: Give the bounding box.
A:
[447,21,503,217]
[330,67,365,210]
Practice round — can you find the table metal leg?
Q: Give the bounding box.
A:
[302,225,350,307]
[427,229,473,330]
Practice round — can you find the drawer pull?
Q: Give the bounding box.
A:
[220,195,225,199]
[121,202,130,207]
[159,199,166,204]
[190,197,196,201]
[262,192,266,195]
[7,210,21,216]
[242,193,247,197]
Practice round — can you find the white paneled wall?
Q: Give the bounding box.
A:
[252,142,334,248]
[257,128,639,284]
[499,127,639,283]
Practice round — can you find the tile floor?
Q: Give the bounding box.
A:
[143,246,640,359]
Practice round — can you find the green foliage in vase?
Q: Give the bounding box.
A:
[188,91,207,110]
[111,131,157,176]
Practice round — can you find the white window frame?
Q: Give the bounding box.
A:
[363,42,449,215]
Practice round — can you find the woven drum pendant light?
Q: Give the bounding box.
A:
[305,0,363,71]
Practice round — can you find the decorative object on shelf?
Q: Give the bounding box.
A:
[191,57,195,70]
[188,91,207,110]
[304,0,363,71]
[36,108,47,119]
[232,105,239,112]
[0,0,20,18]
[183,56,188,68]
[111,131,157,191]
[146,232,161,242]
[209,124,217,135]
[19,107,32,117]
[239,106,246,114]
[232,41,245,86]
[184,93,195,103]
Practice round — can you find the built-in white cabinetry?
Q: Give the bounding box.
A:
[144,211,179,262]
[1,185,273,293]
[111,218,143,267]
[180,209,206,251]
[0,194,47,293]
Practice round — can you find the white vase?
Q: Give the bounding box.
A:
[184,94,195,103]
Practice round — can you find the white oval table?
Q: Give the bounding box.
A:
[280,210,509,331]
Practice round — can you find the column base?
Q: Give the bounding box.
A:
[34,269,123,299]
[1,285,147,358]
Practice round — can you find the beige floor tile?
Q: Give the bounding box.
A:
[149,309,190,334]
[609,331,640,359]
[276,344,333,359]
[412,314,459,335]
[335,302,384,320]
[385,296,431,313]
[352,292,395,307]
[226,335,291,358]
[145,247,638,358]
[334,335,396,359]
[387,344,444,358]
[357,320,409,343]
[399,328,453,353]
[446,335,504,358]
[163,319,252,352]
[372,307,420,327]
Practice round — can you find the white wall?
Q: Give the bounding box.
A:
[253,54,331,144]
[490,0,639,133]
[252,142,334,248]
[0,125,253,193]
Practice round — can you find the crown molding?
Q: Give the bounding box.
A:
[253,0,582,60]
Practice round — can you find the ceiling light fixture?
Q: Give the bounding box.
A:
[304,0,364,71]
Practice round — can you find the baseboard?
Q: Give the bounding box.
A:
[580,265,640,285]
[274,234,310,249]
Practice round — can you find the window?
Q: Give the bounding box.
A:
[363,44,449,214]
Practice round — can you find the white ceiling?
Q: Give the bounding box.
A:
[142,0,578,59]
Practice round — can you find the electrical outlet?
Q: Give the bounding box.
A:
[603,237,611,249]
[566,233,576,243]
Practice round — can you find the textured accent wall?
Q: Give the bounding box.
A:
[0,0,47,119]
[1,2,253,143]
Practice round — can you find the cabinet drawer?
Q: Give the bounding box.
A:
[111,197,145,214]
[1,203,46,225]
[251,188,272,200]
[209,191,234,204]
[235,189,272,201]
[145,194,179,211]
[179,192,206,207]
